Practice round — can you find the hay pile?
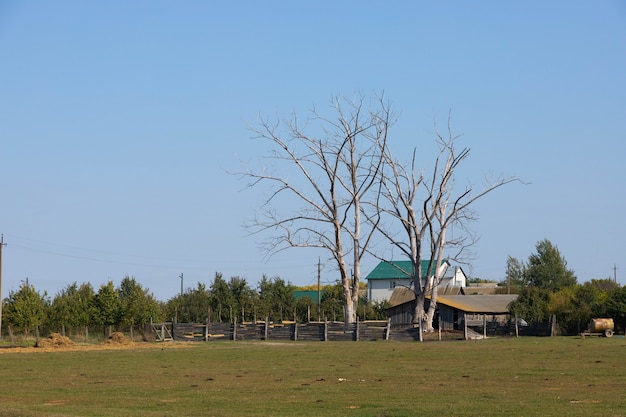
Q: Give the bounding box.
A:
[35,333,74,348]
[106,332,133,345]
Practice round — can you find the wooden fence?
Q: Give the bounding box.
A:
[164,319,392,342]
[462,313,557,339]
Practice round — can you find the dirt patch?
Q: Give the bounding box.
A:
[105,332,133,345]
[34,333,75,348]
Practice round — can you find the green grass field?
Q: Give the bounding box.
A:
[1,337,625,417]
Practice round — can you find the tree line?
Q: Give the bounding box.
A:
[6,237,618,338]
[1,274,389,337]
[505,239,626,334]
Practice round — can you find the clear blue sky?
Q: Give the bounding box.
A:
[1,1,624,301]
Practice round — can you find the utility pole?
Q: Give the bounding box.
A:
[613,264,618,283]
[0,234,6,340]
[507,263,511,295]
[317,258,321,322]
[179,273,184,297]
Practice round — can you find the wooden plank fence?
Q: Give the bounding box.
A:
[157,316,557,343]
[166,319,392,342]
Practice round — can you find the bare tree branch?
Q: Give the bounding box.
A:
[374,111,522,331]
[238,93,394,323]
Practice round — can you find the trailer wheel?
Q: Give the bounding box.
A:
[604,329,614,337]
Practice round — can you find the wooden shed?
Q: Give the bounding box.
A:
[386,287,517,331]
[436,294,517,331]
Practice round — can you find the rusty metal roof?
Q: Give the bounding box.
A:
[437,295,518,314]
[387,287,517,314]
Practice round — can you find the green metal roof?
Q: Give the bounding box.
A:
[365,260,449,280]
[294,290,325,300]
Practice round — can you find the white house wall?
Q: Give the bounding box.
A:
[367,266,467,303]
[369,279,413,304]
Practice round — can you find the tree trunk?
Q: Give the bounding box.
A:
[412,292,426,327]
[345,299,356,324]
[425,282,439,332]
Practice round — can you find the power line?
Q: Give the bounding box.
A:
[9,243,202,270]
[6,235,318,272]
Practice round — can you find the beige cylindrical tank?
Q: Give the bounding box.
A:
[588,318,614,333]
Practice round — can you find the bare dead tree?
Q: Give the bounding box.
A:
[377,113,519,332]
[241,94,393,323]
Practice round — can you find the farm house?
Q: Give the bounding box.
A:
[366,260,467,304]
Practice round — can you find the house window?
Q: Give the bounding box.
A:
[389,281,397,289]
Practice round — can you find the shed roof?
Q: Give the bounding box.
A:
[386,287,517,314]
[366,260,449,280]
[387,286,416,306]
[437,295,517,314]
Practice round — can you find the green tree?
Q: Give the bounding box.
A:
[544,279,619,335]
[47,282,95,332]
[320,281,345,321]
[228,276,257,322]
[3,281,49,335]
[294,296,317,322]
[258,275,295,322]
[164,282,211,323]
[606,285,626,332]
[209,273,236,322]
[508,286,551,325]
[548,286,578,334]
[362,300,391,321]
[526,239,577,291]
[500,256,526,293]
[118,276,161,327]
[92,281,121,334]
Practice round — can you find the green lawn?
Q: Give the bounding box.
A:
[1,337,625,416]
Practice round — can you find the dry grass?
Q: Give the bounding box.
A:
[33,333,74,348]
[0,337,625,416]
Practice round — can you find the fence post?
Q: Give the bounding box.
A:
[355,317,360,342]
[293,321,298,341]
[437,310,442,341]
[204,319,209,342]
[62,325,65,337]
[483,314,487,339]
[264,317,269,341]
[515,315,519,338]
[232,317,237,341]
[324,318,328,342]
[385,318,391,341]
[463,313,468,340]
